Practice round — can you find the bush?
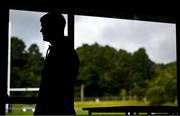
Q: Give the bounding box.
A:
[146,86,167,105]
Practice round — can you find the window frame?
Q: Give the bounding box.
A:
[0,6,179,115]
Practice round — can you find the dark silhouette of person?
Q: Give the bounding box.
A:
[34,11,79,115]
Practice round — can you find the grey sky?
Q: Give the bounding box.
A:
[10,10,176,64]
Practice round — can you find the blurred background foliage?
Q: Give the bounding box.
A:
[11,37,177,105]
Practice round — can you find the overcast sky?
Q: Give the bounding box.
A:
[9,10,176,64]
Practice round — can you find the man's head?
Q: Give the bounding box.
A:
[40,11,66,42]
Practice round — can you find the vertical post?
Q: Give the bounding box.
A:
[0,7,9,115]
[7,21,11,97]
[176,17,180,109]
[80,84,85,101]
[68,11,74,49]
[6,21,11,113]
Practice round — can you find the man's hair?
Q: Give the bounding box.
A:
[40,11,66,30]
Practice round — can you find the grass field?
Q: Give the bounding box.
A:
[6,100,176,115]
[75,100,147,115]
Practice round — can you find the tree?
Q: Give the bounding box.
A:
[26,44,44,76]
[146,62,177,105]
[129,48,155,98]
[75,42,176,105]
[146,86,167,105]
[10,37,44,96]
[25,44,44,87]
[11,37,27,67]
[11,37,27,88]
[76,43,119,96]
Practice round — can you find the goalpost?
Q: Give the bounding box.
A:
[6,22,40,112]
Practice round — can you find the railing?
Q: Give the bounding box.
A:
[6,87,39,112]
[9,88,39,92]
[7,88,39,104]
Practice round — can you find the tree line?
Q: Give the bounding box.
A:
[11,37,177,105]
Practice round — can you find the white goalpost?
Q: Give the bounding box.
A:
[9,88,39,92]
[7,22,40,112]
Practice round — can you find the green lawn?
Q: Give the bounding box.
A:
[75,100,147,115]
[6,100,176,115]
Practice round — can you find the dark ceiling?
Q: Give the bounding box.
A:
[8,2,177,23]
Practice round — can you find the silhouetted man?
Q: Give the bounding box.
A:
[34,11,79,115]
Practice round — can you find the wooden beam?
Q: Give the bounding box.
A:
[8,97,38,104]
[68,11,74,48]
[0,7,9,115]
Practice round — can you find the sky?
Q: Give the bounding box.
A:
[9,9,177,64]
